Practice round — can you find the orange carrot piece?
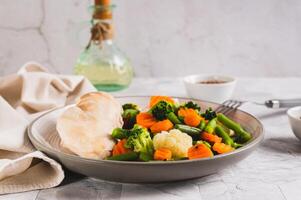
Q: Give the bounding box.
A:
[178,108,188,117]
[112,146,119,156]
[184,113,202,127]
[136,112,157,128]
[212,142,234,154]
[149,96,174,107]
[112,139,131,156]
[154,148,172,161]
[201,132,222,143]
[178,108,203,127]
[178,108,197,117]
[187,143,213,160]
[150,119,174,133]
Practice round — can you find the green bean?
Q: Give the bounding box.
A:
[215,125,234,146]
[166,112,182,124]
[176,157,188,160]
[196,140,211,148]
[139,152,153,162]
[106,152,139,161]
[232,143,243,148]
[217,113,252,143]
[174,124,201,136]
[197,120,206,131]
[178,116,185,123]
[204,118,217,134]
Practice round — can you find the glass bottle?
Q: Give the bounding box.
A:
[74,2,133,92]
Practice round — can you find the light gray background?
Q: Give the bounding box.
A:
[0,0,300,77]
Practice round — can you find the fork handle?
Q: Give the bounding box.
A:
[265,99,301,108]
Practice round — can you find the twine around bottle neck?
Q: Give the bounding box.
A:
[86,21,114,49]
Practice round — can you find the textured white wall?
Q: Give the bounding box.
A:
[0,0,300,77]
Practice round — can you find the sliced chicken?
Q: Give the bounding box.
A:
[56,92,123,159]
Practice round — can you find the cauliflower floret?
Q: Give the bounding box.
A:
[153,129,193,158]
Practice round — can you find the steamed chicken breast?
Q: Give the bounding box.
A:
[56,92,123,159]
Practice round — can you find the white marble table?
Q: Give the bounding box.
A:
[1,77,301,200]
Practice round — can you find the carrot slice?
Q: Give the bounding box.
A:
[178,108,197,117]
[178,108,203,127]
[187,143,213,160]
[178,108,188,117]
[212,142,234,154]
[149,96,174,107]
[136,112,157,128]
[150,119,174,133]
[184,113,202,127]
[154,148,172,161]
[112,139,131,156]
[201,132,222,143]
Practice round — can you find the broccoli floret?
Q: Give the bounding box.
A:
[111,128,130,139]
[122,103,139,111]
[183,101,201,111]
[122,103,140,129]
[150,100,174,120]
[201,108,217,120]
[122,109,139,129]
[125,125,154,161]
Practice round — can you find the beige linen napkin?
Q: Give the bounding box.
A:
[0,62,96,194]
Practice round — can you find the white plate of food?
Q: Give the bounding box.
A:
[28,93,264,183]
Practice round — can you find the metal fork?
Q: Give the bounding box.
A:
[213,98,301,115]
[214,100,244,115]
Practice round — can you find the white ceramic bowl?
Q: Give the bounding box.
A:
[184,74,237,103]
[287,106,301,141]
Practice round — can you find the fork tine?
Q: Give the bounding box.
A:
[220,100,237,114]
[223,100,243,115]
[215,100,235,114]
[214,100,244,116]
[215,100,232,113]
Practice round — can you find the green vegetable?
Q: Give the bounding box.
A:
[197,120,206,131]
[217,113,252,143]
[178,116,184,123]
[232,143,243,148]
[204,118,217,134]
[139,152,153,162]
[201,108,217,120]
[175,157,188,160]
[217,121,232,134]
[122,109,140,129]
[106,152,139,161]
[122,103,140,129]
[111,128,130,139]
[122,103,139,110]
[174,124,201,136]
[124,125,154,161]
[215,125,234,146]
[150,100,174,120]
[182,101,201,111]
[196,140,211,148]
[167,112,181,124]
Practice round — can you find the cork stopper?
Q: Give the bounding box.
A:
[95,0,110,6]
[93,0,112,20]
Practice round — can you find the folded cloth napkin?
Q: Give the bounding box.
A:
[0,62,96,194]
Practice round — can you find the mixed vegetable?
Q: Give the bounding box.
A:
[107,96,252,162]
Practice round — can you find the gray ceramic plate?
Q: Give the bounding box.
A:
[28,96,264,183]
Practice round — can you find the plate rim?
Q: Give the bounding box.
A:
[28,95,264,165]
